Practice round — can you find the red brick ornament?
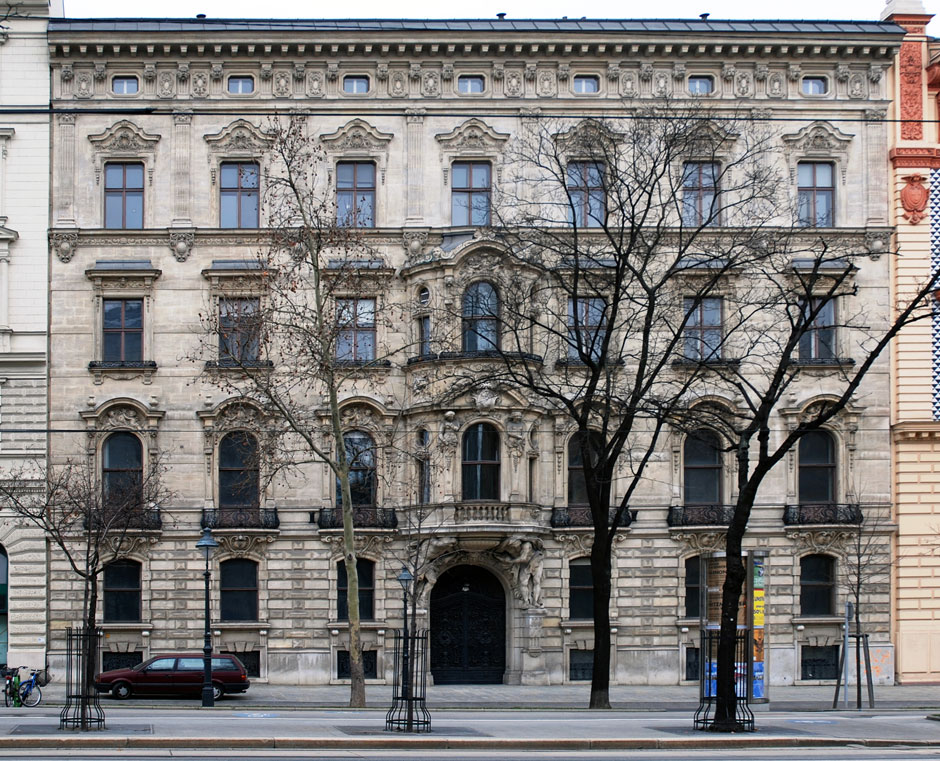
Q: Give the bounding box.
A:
[901,174,929,224]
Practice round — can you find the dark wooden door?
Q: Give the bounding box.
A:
[430,565,505,684]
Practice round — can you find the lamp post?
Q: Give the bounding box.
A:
[196,527,219,708]
[397,566,414,731]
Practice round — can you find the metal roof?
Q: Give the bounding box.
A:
[48,17,906,36]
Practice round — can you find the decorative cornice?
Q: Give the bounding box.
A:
[892,422,940,441]
[890,147,940,169]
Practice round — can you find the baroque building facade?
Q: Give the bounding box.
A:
[46,16,903,687]
[885,0,940,683]
[0,0,54,669]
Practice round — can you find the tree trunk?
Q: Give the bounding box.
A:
[588,535,612,709]
[340,472,365,708]
[81,576,99,730]
[712,542,746,730]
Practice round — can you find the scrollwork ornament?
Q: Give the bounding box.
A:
[191,72,208,97]
[51,231,79,263]
[168,230,195,262]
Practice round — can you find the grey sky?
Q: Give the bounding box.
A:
[60,0,938,36]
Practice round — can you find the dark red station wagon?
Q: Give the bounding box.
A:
[94,653,250,700]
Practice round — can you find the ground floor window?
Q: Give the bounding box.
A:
[222,650,260,678]
[101,651,143,672]
[337,649,377,679]
[685,645,700,681]
[569,649,593,681]
[801,644,839,680]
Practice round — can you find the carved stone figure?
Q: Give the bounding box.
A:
[495,536,544,607]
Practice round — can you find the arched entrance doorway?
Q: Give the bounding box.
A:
[430,565,505,684]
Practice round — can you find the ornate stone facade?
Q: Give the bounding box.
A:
[46,16,902,687]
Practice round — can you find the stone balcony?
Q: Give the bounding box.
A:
[550,506,637,529]
[201,506,280,530]
[316,506,398,530]
[667,504,735,528]
[783,503,863,526]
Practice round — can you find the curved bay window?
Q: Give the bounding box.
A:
[103,559,142,622]
[102,432,143,511]
[462,422,500,501]
[800,553,835,616]
[684,429,722,506]
[219,431,260,511]
[339,431,376,508]
[337,558,374,620]
[462,282,500,353]
[220,558,259,621]
[568,431,603,507]
[799,431,836,505]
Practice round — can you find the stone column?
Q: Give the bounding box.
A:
[172,111,193,227]
[405,109,426,223]
[55,114,76,226]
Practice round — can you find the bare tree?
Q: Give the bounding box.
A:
[436,104,787,708]
[0,450,168,727]
[195,115,412,708]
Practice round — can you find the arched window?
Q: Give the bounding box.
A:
[102,432,143,509]
[337,558,375,620]
[799,431,836,505]
[569,558,593,619]
[338,431,376,508]
[800,554,835,616]
[103,559,141,622]
[568,431,603,506]
[462,422,500,501]
[219,432,260,509]
[462,282,500,353]
[684,429,722,506]
[220,558,258,621]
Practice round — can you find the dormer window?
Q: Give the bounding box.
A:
[688,76,714,95]
[573,75,599,94]
[458,75,485,94]
[227,76,255,95]
[112,76,139,95]
[343,76,370,94]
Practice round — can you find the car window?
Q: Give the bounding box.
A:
[211,657,239,671]
[177,658,203,671]
[146,658,176,671]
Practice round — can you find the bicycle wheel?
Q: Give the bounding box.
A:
[3,683,10,708]
[18,683,40,707]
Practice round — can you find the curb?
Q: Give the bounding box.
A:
[18,737,940,750]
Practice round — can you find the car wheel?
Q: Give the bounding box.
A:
[212,683,223,701]
[112,682,131,700]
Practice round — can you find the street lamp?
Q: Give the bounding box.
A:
[397,566,414,731]
[195,527,219,708]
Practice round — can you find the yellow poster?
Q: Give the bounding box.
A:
[753,588,765,627]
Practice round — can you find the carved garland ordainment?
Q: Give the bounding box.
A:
[669,530,726,554]
[217,533,276,558]
[87,121,161,187]
[104,534,159,559]
[80,399,166,457]
[785,527,857,556]
[320,533,394,558]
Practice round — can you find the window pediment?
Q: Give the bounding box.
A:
[204,119,271,158]
[783,121,853,185]
[88,121,161,186]
[436,118,509,158]
[80,398,165,456]
[320,119,393,185]
[553,119,622,158]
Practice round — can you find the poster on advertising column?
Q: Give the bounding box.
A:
[751,554,767,701]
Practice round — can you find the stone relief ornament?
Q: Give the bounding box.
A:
[320,119,394,154]
[654,71,669,96]
[88,120,162,157]
[422,71,440,97]
[537,71,557,97]
[402,230,428,258]
[864,231,890,258]
[376,63,389,81]
[191,72,208,98]
[735,73,752,97]
[217,534,276,558]
[767,72,785,98]
[788,64,801,81]
[721,64,736,82]
[293,63,306,81]
[210,64,224,81]
[620,71,637,97]
[472,387,499,412]
[60,64,73,82]
[204,119,272,159]
[671,62,685,81]
[848,74,865,99]
[836,64,850,83]
[306,71,324,97]
[505,70,523,97]
[50,231,79,263]
[176,63,190,82]
[492,64,505,82]
[409,63,422,81]
[494,536,544,607]
[900,174,929,224]
[273,70,292,97]
[75,72,93,98]
[440,410,459,454]
[158,71,175,98]
[327,63,339,82]
[435,118,510,156]
[525,64,537,82]
[755,64,769,82]
[143,64,156,82]
[869,63,884,83]
[260,64,273,81]
[94,63,107,81]
[168,230,195,262]
[390,70,407,97]
[639,64,653,82]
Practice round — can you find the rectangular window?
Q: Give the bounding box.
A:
[221,650,260,678]
[567,297,606,361]
[102,651,143,672]
[417,314,431,356]
[337,649,377,679]
[336,297,376,362]
[573,75,599,93]
[684,556,701,619]
[682,162,719,226]
[337,559,374,620]
[452,162,491,226]
[103,560,141,622]
[683,297,722,361]
[568,559,593,620]
[685,645,701,681]
[799,299,836,361]
[569,649,594,681]
[567,161,605,228]
[337,161,375,228]
[104,162,144,229]
[797,162,834,227]
[220,162,259,229]
[800,645,839,680]
[103,298,143,363]
[219,297,260,364]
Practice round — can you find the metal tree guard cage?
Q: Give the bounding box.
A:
[60,627,106,731]
[693,629,754,732]
[385,628,431,733]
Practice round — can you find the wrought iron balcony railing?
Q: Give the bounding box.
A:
[783,503,863,526]
[201,507,280,530]
[316,506,398,529]
[667,504,735,527]
[551,506,637,528]
[83,507,162,532]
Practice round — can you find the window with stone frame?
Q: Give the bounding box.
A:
[462,422,500,501]
[103,558,142,622]
[451,161,491,226]
[220,161,259,229]
[416,428,431,505]
[102,431,143,511]
[567,297,607,361]
[102,298,143,364]
[684,555,701,619]
[337,430,376,508]
[335,297,376,362]
[681,161,720,227]
[683,297,722,361]
[337,557,374,620]
[683,429,723,506]
[798,430,836,506]
[566,160,606,228]
[798,298,836,362]
[218,297,261,365]
[568,558,593,620]
[800,553,835,616]
[218,431,260,510]
[104,162,144,230]
[220,558,259,621]
[336,161,375,228]
[567,430,603,507]
[462,281,500,352]
[797,162,834,227]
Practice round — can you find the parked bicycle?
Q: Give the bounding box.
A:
[2,666,48,707]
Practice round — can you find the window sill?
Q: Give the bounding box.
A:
[790,358,855,369]
[213,621,270,630]
[407,350,543,365]
[89,361,157,385]
[671,358,740,369]
[99,621,152,631]
[327,621,388,631]
[205,360,274,372]
[791,616,844,626]
[332,359,392,369]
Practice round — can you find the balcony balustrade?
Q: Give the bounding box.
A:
[667,504,735,527]
[83,507,162,532]
[783,503,863,526]
[201,506,280,530]
[551,506,637,528]
[316,506,398,529]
